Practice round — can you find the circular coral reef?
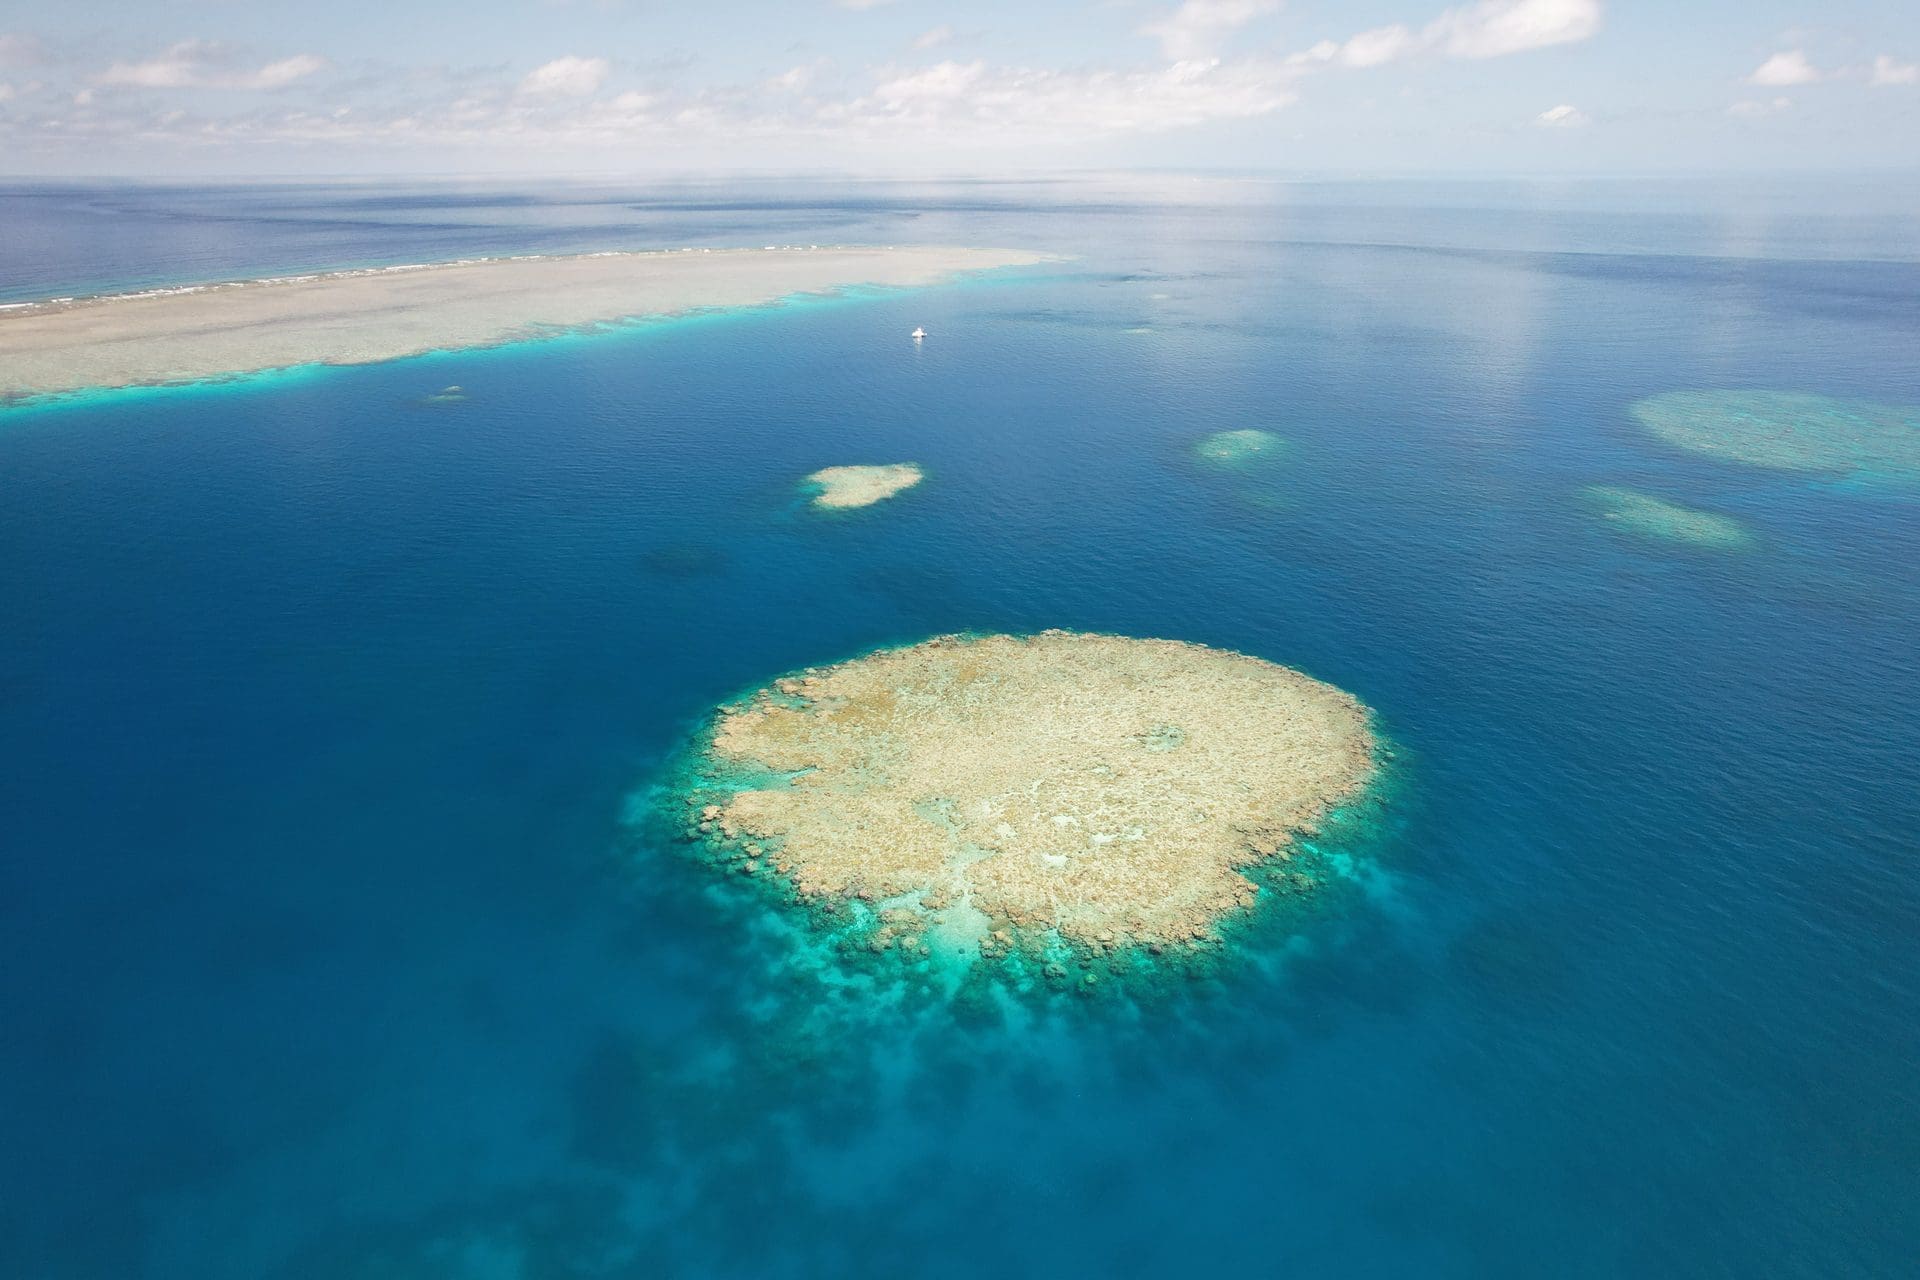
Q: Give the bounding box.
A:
[677,631,1378,958]
[1194,429,1285,466]
[1630,390,1920,481]
[804,463,923,509]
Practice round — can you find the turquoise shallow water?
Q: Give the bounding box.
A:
[1,179,1918,1278]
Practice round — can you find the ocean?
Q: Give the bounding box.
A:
[1,175,1917,1278]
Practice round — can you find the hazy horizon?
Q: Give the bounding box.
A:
[2,1,1916,177]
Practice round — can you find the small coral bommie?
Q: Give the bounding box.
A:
[1584,485,1754,550]
[804,463,923,509]
[1195,429,1285,466]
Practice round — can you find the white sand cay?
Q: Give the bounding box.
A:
[0,245,1049,402]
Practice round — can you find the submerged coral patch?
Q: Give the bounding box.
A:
[679,631,1377,956]
[639,543,731,578]
[1583,485,1754,550]
[804,463,924,509]
[1195,429,1284,466]
[1630,390,1920,481]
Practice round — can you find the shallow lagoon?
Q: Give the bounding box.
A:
[2,179,1918,1278]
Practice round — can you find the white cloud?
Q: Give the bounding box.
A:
[1869,54,1918,86]
[1288,0,1600,73]
[104,47,1302,156]
[1335,27,1418,69]
[767,63,817,92]
[1727,96,1791,117]
[855,55,1296,137]
[913,25,956,52]
[518,55,610,97]
[96,43,326,90]
[0,33,42,67]
[836,0,896,9]
[13,0,1615,162]
[252,56,329,89]
[0,82,12,103]
[1424,0,1601,60]
[1140,0,1281,62]
[1747,50,1819,87]
[1535,102,1588,126]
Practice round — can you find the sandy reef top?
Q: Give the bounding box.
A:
[688,631,1377,950]
[805,463,924,509]
[0,245,1047,402]
[1630,390,1920,480]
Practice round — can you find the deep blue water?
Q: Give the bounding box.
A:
[2,178,1918,1278]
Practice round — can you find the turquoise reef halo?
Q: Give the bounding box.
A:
[1629,390,1920,481]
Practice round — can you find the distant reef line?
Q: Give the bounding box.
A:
[0,244,1052,403]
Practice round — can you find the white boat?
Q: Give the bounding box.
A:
[911,327,927,340]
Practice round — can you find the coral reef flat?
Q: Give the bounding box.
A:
[1630,389,1920,480]
[0,245,1046,401]
[1195,428,1285,465]
[1583,485,1755,550]
[680,631,1377,954]
[804,463,925,509]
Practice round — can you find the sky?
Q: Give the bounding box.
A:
[0,0,1916,176]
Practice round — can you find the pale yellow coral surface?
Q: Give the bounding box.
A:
[699,631,1377,947]
[804,463,924,509]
